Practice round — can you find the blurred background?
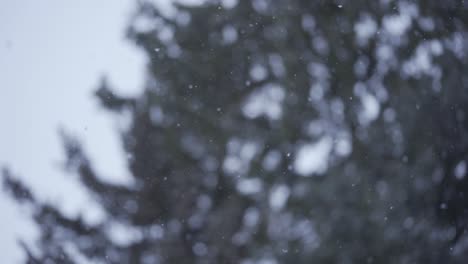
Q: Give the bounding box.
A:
[0,0,147,262]
[1,0,468,263]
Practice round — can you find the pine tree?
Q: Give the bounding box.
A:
[4,0,468,263]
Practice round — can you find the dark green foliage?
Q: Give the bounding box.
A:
[3,0,468,263]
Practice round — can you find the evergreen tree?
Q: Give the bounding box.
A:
[3,0,468,263]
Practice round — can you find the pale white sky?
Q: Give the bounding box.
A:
[0,0,150,262]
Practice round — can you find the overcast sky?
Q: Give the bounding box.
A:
[0,0,150,262]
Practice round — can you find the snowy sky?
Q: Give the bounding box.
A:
[0,0,150,262]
